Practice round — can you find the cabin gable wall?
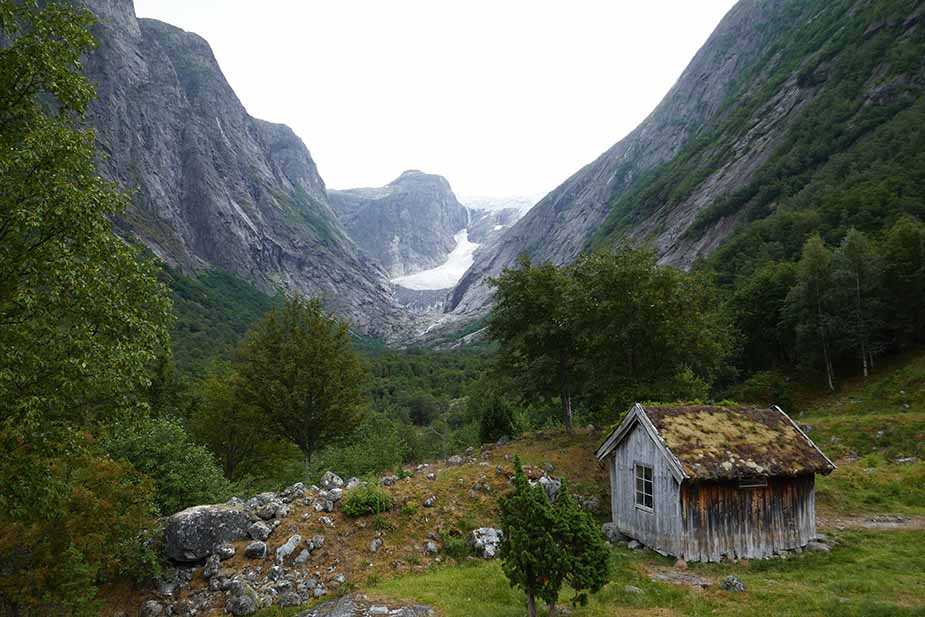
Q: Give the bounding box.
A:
[609,421,682,556]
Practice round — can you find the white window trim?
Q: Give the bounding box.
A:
[634,462,654,513]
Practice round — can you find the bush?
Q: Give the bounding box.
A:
[103,416,231,515]
[342,485,393,518]
[478,395,517,444]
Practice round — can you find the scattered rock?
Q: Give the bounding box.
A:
[649,568,713,588]
[601,522,628,544]
[163,505,250,562]
[214,542,235,560]
[370,538,383,553]
[426,472,437,481]
[423,496,437,508]
[276,534,302,563]
[805,541,831,553]
[720,575,746,593]
[627,540,642,550]
[345,477,361,490]
[310,534,326,550]
[380,475,398,486]
[256,502,279,520]
[624,585,643,594]
[248,521,272,541]
[423,541,439,555]
[320,471,344,490]
[140,600,164,617]
[244,541,267,559]
[226,582,259,615]
[297,594,434,617]
[674,559,688,570]
[538,476,561,502]
[447,455,464,466]
[295,549,311,564]
[467,527,503,559]
[202,554,220,579]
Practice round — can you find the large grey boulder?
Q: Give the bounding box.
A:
[163,505,250,562]
[467,528,503,559]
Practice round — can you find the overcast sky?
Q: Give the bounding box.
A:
[133,1,737,198]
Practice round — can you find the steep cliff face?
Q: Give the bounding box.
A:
[329,171,470,278]
[448,0,923,317]
[81,0,404,337]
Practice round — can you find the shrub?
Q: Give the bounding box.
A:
[342,485,393,518]
[438,530,471,562]
[102,415,231,515]
[478,395,517,443]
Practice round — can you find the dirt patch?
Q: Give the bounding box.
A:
[818,514,925,531]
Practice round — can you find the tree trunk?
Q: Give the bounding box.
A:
[855,271,869,378]
[526,590,537,617]
[816,292,835,392]
[547,601,557,617]
[561,390,574,435]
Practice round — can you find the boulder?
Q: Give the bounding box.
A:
[164,505,250,563]
[226,582,259,615]
[248,521,272,541]
[276,534,302,563]
[423,496,437,508]
[202,554,220,579]
[538,476,561,502]
[370,538,383,553]
[720,575,746,593]
[140,601,164,617]
[601,522,628,544]
[805,541,831,553]
[244,541,267,559]
[447,455,464,466]
[345,477,361,490]
[467,528,503,559]
[320,471,344,490]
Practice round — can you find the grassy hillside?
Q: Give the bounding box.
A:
[253,353,923,617]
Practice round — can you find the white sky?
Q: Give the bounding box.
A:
[133,0,737,197]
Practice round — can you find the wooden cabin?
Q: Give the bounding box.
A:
[595,403,836,562]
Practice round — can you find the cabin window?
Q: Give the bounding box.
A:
[634,464,654,510]
[738,476,768,489]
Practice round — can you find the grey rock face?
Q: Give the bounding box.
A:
[445,0,828,319]
[78,0,405,338]
[329,171,470,278]
[163,505,250,562]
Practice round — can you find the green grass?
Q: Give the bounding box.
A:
[368,531,925,617]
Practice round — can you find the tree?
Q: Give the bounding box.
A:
[786,235,838,391]
[570,249,732,414]
[499,458,610,617]
[102,415,231,516]
[0,2,171,612]
[881,216,925,347]
[833,229,883,377]
[190,364,269,480]
[234,295,367,463]
[477,394,517,444]
[489,256,583,433]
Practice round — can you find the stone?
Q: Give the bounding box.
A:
[244,541,267,559]
[447,455,464,466]
[624,585,643,594]
[426,472,437,481]
[256,502,279,520]
[276,534,302,563]
[674,559,688,570]
[805,541,831,553]
[467,528,503,559]
[140,600,164,617]
[423,541,439,555]
[267,565,284,581]
[310,534,326,550]
[295,549,311,564]
[326,488,344,502]
[202,554,220,579]
[345,477,361,490]
[370,538,383,553]
[313,584,327,598]
[297,595,434,617]
[538,476,561,502]
[226,582,259,615]
[214,542,236,560]
[320,471,344,490]
[248,521,272,541]
[720,575,746,593]
[423,496,437,508]
[627,540,642,550]
[380,475,398,486]
[163,505,250,563]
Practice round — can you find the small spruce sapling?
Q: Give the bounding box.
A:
[499,457,610,617]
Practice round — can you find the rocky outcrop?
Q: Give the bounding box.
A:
[445,0,836,317]
[79,0,405,337]
[329,171,470,278]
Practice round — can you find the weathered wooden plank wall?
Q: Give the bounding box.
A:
[678,475,817,562]
[611,422,682,556]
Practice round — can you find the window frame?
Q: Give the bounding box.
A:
[738,476,769,489]
[634,462,654,512]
